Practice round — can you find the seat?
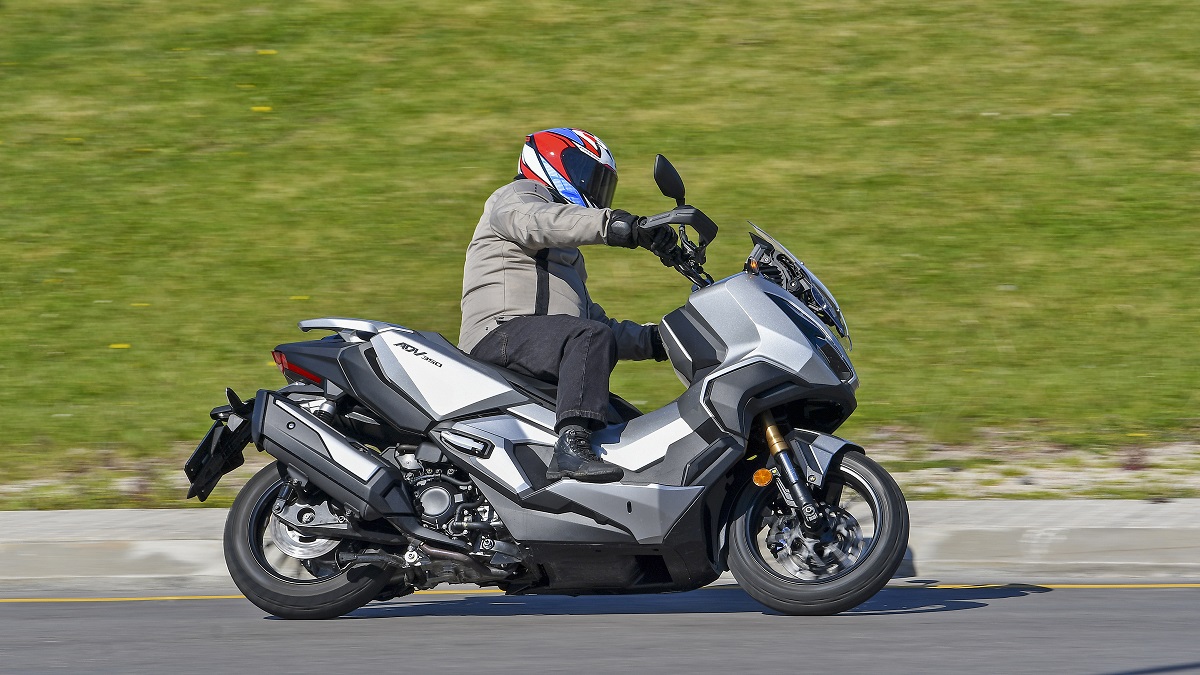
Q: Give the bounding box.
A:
[414,330,644,425]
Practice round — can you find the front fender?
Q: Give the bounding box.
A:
[784,429,864,488]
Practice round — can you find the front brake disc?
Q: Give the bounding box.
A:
[766,508,865,579]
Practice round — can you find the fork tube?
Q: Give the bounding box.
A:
[761,411,822,530]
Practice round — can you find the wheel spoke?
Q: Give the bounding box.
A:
[825,545,850,565]
[279,556,308,579]
[262,540,290,571]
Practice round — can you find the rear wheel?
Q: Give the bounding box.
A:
[728,451,908,615]
[224,463,390,619]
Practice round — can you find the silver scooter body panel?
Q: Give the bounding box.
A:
[283,272,858,550]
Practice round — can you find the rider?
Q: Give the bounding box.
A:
[459,128,679,484]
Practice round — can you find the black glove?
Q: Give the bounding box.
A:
[605,209,640,249]
[649,325,669,362]
[635,220,679,260]
[607,209,682,266]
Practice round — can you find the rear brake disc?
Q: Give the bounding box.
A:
[267,513,341,560]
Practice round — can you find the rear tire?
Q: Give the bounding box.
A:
[728,451,908,615]
[224,463,390,620]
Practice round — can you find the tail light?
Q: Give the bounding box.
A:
[272,350,323,384]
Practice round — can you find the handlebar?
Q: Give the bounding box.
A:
[643,206,718,248]
[656,223,714,288]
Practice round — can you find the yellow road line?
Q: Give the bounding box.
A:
[412,588,504,595]
[0,595,246,603]
[1046,583,1200,589]
[0,588,508,603]
[927,583,1200,590]
[1,583,1197,604]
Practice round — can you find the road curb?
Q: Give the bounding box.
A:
[1,500,1197,582]
[905,499,1200,577]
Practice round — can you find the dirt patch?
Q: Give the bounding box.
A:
[867,435,1200,499]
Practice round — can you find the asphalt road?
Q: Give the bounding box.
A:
[2,583,1198,675]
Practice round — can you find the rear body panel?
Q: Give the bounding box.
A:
[369,331,527,420]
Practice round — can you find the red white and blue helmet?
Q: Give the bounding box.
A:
[518,128,617,209]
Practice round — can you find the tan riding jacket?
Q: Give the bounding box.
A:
[459,179,658,361]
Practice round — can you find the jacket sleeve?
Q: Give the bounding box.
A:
[587,301,658,361]
[490,182,614,250]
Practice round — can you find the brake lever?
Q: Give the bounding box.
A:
[656,244,685,268]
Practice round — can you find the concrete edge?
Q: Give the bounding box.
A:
[1,500,1198,583]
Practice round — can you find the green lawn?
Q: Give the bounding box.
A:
[1,0,1197,507]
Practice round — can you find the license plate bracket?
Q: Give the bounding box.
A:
[184,417,252,502]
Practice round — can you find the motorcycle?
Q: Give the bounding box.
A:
[184,154,909,619]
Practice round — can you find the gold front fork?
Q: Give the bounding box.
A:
[759,409,823,529]
[760,410,790,458]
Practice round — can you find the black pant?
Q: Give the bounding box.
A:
[470,315,617,431]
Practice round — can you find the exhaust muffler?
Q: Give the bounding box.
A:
[250,390,463,549]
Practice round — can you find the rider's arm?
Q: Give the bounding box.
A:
[489,181,621,250]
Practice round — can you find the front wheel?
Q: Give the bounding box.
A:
[224,462,391,619]
[728,451,908,615]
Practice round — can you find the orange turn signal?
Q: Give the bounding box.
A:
[752,468,774,487]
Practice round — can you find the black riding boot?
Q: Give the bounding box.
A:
[546,425,624,483]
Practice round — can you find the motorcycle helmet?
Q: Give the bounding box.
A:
[518,128,617,209]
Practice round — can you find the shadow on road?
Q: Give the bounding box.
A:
[1098,663,1200,675]
[846,583,1052,616]
[340,583,1051,620]
[345,587,763,619]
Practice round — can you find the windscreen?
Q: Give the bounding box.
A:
[750,224,851,346]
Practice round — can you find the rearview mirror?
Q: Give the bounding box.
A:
[654,154,686,207]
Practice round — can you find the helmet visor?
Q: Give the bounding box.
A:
[562,148,617,209]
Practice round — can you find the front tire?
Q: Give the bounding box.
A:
[224,463,390,620]
[728,451,908,615]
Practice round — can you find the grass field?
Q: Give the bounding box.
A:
[2,0,1198,506]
